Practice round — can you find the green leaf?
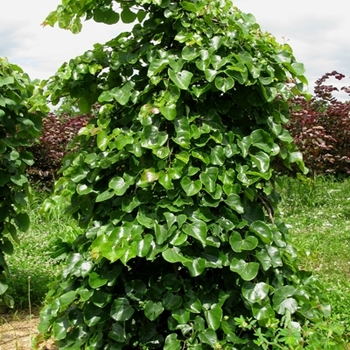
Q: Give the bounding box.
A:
[76,184,93,195]
[163,292,183,310]
[164,334,181,350]
[180,176,202,196]
[172,308,190,324]
[183,220,207,246]
[154,222,172,245]
[230,259,259,281]
[210,145,225,166]
[136,234,153,257]
[121,7,137,23]
[120,242,138,265]
[59,291,76,310]
[144,300,164,321]
[168,69,193,90]
[200,167,218,193]
[77,97,92,113]
[0,238,14,255]
[182,46,199,61]
[109,176,129,196]
[160,104,177,120]
[96,130,110,151]
[110,298,135,321]
[198,329,218,346]
[175,150,190,164]
[266,245,283,267]
[273,286,296,307]
[99,82,135,105]
[184,290,202,313]
[89,272,108,289]
[115,133,134,150]
[250,130,274,153]
[93,8,119,24]
[0,281,9,295]
[138,168,160,187]
[53,318,69,340]
[148,58,169,77]
[83,303,104,327]
[159,171,174,190]
[225,194,244,214]
[162,247,191,264]
[0,76,14,87]
[291,62,305,76]
[183,257,206,277]
[141,125,168,149]
[170,232,187,246]
[10,174,28,186]
[95,190,114,202]
[242,282,270,304]
[181,1,203,12]
[204,305,222,330]
[229,231,258,252]
[249,221,273,244]
[255,249,272,271]
[275,298,298,315]
[14,213,30,232]
[251,151,270,173]
[252,303,275,322]
[214,76,235,93]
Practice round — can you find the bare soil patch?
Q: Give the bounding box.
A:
[0,310,57,350]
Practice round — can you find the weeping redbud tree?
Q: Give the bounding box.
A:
[35,0,333,348]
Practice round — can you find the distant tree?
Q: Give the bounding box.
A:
[287,71,350,175]
[25,111,91,189]
[34,0,337,348]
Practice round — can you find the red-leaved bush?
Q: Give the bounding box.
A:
[286,71,350,175]
[26,112,91,188]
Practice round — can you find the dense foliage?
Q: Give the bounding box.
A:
[33,0,335,348]
[286,71,350,175]
[0,58,42,306]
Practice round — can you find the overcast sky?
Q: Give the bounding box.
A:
[1,0,349,99]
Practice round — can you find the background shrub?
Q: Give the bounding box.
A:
[25,110,91,189]
[286,71,350,175]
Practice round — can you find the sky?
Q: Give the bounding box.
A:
[1,0,349,100]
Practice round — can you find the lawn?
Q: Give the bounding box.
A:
[276,175,350,342]
[2,175,350,347]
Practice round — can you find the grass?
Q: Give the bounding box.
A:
[2,176,350,346]
[276,175,350,342]
[4,193,82,309]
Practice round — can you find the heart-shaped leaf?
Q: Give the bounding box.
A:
[168,69,193,90]
[230,259,259,281]
[180,176,202,196]
[110,298,135,321]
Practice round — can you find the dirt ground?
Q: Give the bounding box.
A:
[0,311,57,350]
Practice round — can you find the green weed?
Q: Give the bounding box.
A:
[5,192,81,309]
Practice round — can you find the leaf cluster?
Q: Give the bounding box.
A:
[0,57,43,306]
[35,0,334,348]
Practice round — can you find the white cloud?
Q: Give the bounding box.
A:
[1,0,349,101]
[1,0,130,80]
[234,0,350,98]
